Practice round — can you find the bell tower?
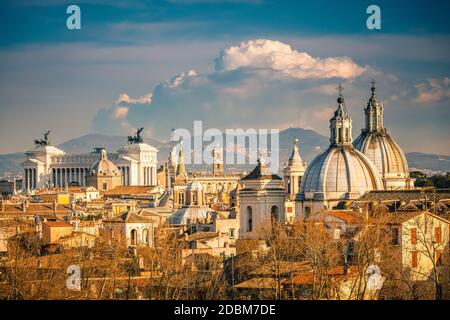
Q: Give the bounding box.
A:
[212,146,224,176]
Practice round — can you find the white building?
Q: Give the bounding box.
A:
[238,157,285,240]
[21,138,158,192]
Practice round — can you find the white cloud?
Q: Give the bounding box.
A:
[165,70,198,88]
[215,39,366,79]
[116,92,152,104]
[92,39,402,140]
[113,106,129,119]
[414,77,450,103]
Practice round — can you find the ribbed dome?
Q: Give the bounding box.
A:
[353,131,409,177]
[353,81,411,189]
[299,145,383,200]
[89,149,120,176]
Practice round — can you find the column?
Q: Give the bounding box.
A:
[30,169,33,190]
[33,168,36,189]
[24,169,28,190]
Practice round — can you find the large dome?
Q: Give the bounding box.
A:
[353,131,409,178]
[299,145,383,201]
[353,82,411,189]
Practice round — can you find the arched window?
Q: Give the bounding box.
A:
[271,205,279,223]
[246,206,253,232]
[131,229,138,246]
[102,181,108,191]
[142,229,150,245]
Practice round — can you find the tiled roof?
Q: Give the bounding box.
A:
[187,231,219,242]
[356,190,450,203]
[250,261,311,276]
[320,210,363,223]
[104,210,154,223]
[103,185,158,196]
[1,203,72,214]
[43,221,73,228]
[234,277,280,289]
[287,265,359,286]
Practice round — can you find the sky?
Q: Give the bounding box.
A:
[0,0,449,155]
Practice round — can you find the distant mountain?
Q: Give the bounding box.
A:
[58,133,164,154]
[1,130,448,178]
[405,152,450,174]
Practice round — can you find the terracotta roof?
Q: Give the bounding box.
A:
[356,190,450,203]
[250,261,311,276]
[287,266,359,286]
[103,185,158,196]
[320,210,363,224]
[43,221,73,228]
[187,231,219,242]
[104,210,154,223]
[234,277,280,289]
[1,203,72,214]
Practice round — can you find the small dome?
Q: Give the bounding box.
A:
[89,149,120,176]
[299,145,383,200]
[353,131,409,179]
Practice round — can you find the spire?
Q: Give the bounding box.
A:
[364,79,384,132]
[176,138,186,177]
[329,83,352,146]
[288,138,304,166]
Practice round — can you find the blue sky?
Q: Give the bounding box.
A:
[0,0,449,154]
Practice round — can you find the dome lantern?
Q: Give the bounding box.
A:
[329,83,353,147]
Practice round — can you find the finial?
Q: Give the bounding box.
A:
[371,79,376,93]
[294,137,299,145]
[337,83,344,104]
[337,83,344,95]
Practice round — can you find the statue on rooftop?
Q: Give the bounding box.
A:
[127,127,144,144]
[34,130,51,147]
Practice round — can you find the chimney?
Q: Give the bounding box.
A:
[22,200,27,212]
[53,200,58,214]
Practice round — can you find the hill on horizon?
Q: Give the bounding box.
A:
[0,129,448,179]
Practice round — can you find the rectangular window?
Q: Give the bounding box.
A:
[435,226,442,243]
[229,228,235,239]
[411,251,418,268]
[391,228,399,245]
[411,228,417,245]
